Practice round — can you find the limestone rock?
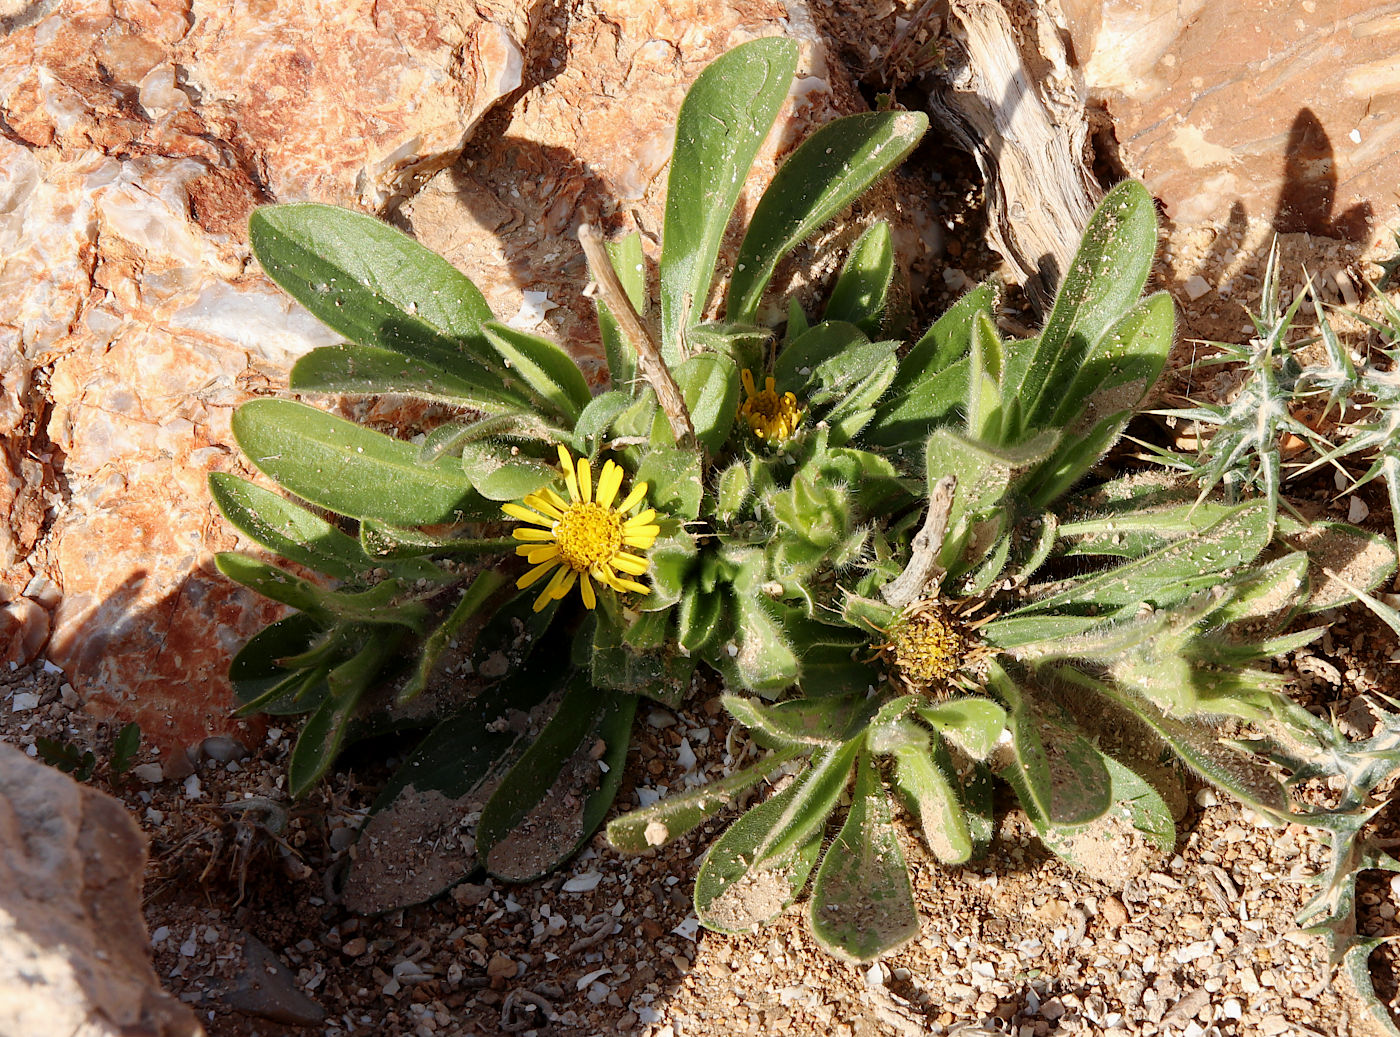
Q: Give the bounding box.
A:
[1061,0,1400,238]
[0,740,202,1036]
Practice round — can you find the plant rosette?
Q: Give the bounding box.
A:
[209,36,1397,969]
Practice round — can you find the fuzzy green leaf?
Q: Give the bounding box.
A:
[288,629,403,796]
[694,740,858,933]
[727,111,926,322]
[715,461,752,521]
[730,595,800,693]
[289,342,525,413]
[808,749,919,962]
[688,322,771,376]
[1050,290,1174,429]
[966,310,1005,441]
[773,320,871,390]
[1018,500,1273,613]
[250,204,494,368]
[1017,750,1176,871]
[1014,180,1158,431]
[916,697,1007,761]
[884,722,976,864]
[227,614,331,716]
[341,650,563,913]
[479,678,636,882]
[635,446,704,521]
[232,398,486,525]
[480,321,592,424]
[209,473,370,582]
[667,353,739,453]
[1060,668,1292,817]
[215,553,327,614]
[868,280,1003,448]
[660,37,798,361]
[606,747,803,853]
[592,231,646,389]
[397,570,505,704]
[458,437,558,502]
[890,279,997,396]
[677,587,726,654]
[726,692,876,749]
[992,665,1111,826]
[811,341,899,445]
[824,222,895,334]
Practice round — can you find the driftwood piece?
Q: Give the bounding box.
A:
[923,0,1100,308]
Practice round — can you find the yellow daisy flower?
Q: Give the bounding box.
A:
[501,445,661,612]
[738,368,802,442]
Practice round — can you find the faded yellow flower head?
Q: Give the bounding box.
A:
[885,601,967,695]
[501,445,661,612]
[738,368,802,443]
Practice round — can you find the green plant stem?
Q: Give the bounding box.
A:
[578,223,696,448]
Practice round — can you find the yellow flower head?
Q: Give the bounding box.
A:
[883,601,967,697]
[501,445,661,613]
[738,368,802,443]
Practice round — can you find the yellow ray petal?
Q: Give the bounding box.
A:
[502,502,552,525]
[540,561,573,602]
[539,485,569,511]
[610,552,650,575]
[524,544,560,565]
[576,456,592,503]
[520,493,563,520]
[612,577,649,595]
[623,508,657,528]
[512,527,556,542]
[550,568,578,602]
[596,460,624,509]
[558,445,581,501]
[616,481,648,513]
[579,572,596,609]
[517,558,560,590]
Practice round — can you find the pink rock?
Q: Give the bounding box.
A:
[1063,0,1399,238]
[0,740,203,1036]
[402,0,904,383]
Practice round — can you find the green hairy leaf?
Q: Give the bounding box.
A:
[660,37,798,361]
[727,111,927,323]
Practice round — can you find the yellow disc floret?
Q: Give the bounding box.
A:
[885,601,967,695]
[738,368,802,443]
[501,445,661,612]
